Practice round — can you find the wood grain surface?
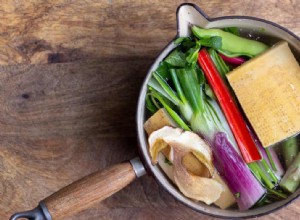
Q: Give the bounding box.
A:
[0,0,299,220]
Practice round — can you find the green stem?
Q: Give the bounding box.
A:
[261,159,278,183]
[249,162,275,189]
[208,48,229,79]
[148,77,176,104]
[266,148,277,171]
[150,91,191,131]
[248,163,262,182]
[175,68,203,113]
[282,137,299,168]
[150,94,161,110]
[153,72,181,104]
[170,69,187,103]
[145,94,158,113]
[280,152,300,193]
[266,188,288,199]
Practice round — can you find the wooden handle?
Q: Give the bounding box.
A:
[43,162,136,220]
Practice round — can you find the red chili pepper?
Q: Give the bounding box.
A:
[198,48,261,163]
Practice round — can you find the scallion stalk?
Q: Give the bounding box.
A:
[149,89,190,131]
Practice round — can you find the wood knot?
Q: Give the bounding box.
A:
[48,53,64,63]
[21,93,30,99]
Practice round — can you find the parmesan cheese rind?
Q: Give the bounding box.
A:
[227,41,300,147]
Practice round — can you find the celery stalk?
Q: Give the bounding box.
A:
[280,152,300,193]
[282,137,299,168]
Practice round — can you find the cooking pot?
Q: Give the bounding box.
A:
[10,3,300,220]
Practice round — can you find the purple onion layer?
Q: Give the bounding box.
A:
[213,132,266,210]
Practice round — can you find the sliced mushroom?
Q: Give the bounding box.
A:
[148,126,224,204]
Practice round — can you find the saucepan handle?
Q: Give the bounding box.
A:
[10,158,146,220]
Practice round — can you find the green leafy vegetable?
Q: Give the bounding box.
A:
[218,49,254,58]
[175,37,196,50]
[208,48,230,79]
[192,26,268,57]
[146,94,158,113]
[223,27,240,36]
[266,148,277,171]
[149,71,193,122]
[199,36,222,50]
[174,37,190,45]
[186,41,201,66]
[155,61,170,80]
[149,89,190,131]
[164,49,186,67]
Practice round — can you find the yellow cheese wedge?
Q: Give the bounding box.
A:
[227,41,300,147]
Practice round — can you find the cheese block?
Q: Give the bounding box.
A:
[227,41,300,147]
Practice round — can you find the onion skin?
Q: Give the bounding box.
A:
[148,126,224,204]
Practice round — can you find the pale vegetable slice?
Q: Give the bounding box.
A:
[158,153,175,182]
[149,127,213,170]
[144,108,177,135]
[172,146,224,204]
[145,109,236,208]
[182,153,210,177]
[148,126,181,163]
[144,108,176,157]
[149,126,224,204]
[182,153,236,209]
[158,153,236,209]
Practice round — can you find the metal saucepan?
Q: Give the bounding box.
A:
[10,3,300,220]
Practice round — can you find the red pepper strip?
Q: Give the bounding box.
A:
[198,48,261,163]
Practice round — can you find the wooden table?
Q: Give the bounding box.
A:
[1,1,299,219]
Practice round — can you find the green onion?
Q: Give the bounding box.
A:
[149,89,190,131]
